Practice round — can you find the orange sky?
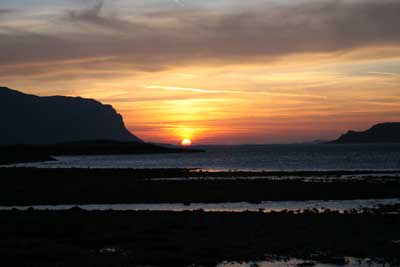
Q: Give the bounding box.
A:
[1,0,400,144]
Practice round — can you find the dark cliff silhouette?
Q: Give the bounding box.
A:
[0,86,142,145]
[0,87,203,164]
[329,122,400,144]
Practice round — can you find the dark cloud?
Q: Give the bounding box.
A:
[66,0,149,32]
[0,8,15,17]
[68,0,104,23]
[1,0,400,76]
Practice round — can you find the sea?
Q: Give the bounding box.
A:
[11,143,400,171]
[4,145,400,267]
[4,143,400,212]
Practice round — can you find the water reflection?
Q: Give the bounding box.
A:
[217,257,388,267]
[7,144,400,171]
[1,198,399,212]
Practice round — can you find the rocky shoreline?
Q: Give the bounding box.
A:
[1,168,400,206]
[2,168,400,266]
[1,206,399,267]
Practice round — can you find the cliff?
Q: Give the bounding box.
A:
[329,122,400,144]
[0,87,142,145]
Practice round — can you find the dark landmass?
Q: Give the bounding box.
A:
[0,141,203,165]
[0,206,399,267]
[329,122,400,144]
[1,168,400,205]
[4,167,400,180]
[0,86,142,146]
[301,139,329,145]
[0,151,55,165]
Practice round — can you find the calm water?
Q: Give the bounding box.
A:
[217,257,389,267]
[11,144,400,171]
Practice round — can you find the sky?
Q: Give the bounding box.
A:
[1,0,400,144]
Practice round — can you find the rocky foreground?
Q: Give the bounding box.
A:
[1,206,400,267]
[1,168,400,267]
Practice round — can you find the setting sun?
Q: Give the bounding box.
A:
[1,0,400,265]
[181,139,192,146]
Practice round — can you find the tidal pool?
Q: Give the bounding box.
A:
[1,198,399,212]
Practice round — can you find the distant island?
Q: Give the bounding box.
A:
[0,87,202,164]
[329,122,400,144]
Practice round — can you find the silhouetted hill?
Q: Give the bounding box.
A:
[329,123,400,144]
[0,140,203,165]
[0,149,55,165]
[0,86,142,146]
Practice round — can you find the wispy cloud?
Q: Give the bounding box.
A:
[66,0,149,33]
[146,85,238,94]
[146,85,327,99]
[368,71,399,76]
[361,101,400,107]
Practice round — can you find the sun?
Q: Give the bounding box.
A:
[181,139,192,146]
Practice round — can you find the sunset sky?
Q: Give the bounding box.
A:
[1,0,400,144]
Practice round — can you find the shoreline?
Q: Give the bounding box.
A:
[1,168,400,206]
[1,198,399,213]
[3,167,400,178]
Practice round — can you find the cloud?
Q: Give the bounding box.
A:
[147,85,327,99]
[146,85,237,94]
[66,0,149,32]
[1,0,400,75]
[0,8,14,14]
[368,71,400,77]
[0,9,13,15]
[68,0,104,23]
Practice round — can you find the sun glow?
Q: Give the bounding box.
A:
[181,139,192,146]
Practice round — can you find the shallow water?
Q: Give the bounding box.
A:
[8,144,400,171]
[146,173,400,181]
[1,198,398,212]
[217,257,389,267]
